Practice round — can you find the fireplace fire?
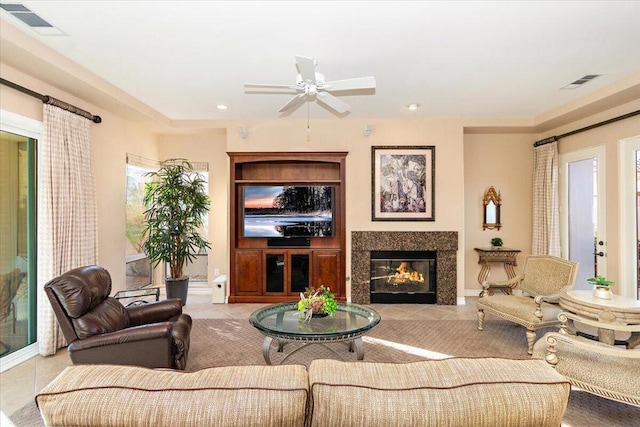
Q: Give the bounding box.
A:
[370,250,436,303]
[385,261,425,284]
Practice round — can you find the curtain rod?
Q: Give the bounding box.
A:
[533,109,640,147]
[0,78,102,124]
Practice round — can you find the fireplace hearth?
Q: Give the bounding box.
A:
[370,250,437,303]
[352,231,458,305]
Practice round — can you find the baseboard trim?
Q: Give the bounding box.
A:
[0,342,39,373]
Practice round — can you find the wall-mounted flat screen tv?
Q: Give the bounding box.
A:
[242,185,334,238]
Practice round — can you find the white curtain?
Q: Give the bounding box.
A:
[38,104,97,356]
[531,139,561,256]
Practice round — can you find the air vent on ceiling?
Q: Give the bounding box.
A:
[560,74,602,90]
[0,3,64,35]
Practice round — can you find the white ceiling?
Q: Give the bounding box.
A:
[2,1,640,122]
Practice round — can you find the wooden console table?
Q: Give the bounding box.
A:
[474,247,521,295]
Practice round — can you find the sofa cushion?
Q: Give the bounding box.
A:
[36,364,309,427]
[308,358,570,427]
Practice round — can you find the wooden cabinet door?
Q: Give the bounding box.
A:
[235,250,262,294]
[313,250,341,293]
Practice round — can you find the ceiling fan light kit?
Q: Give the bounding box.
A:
[244,55,376,116]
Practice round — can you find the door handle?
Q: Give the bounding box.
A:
[595,252,605,257]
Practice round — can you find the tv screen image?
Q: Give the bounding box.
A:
[243,185,334,238]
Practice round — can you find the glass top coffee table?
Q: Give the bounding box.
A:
[249,302,381,365]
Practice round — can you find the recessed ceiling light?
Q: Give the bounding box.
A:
[216,104,228,110]
[406,103,421,110]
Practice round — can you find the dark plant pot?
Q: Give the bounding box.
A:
[166,276,189,306]
[311,312,329,318]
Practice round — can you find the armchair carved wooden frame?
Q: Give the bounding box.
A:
[476,255,578,355]
[533,313,640,407]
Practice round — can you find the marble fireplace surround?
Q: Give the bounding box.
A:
[351,231,458,305]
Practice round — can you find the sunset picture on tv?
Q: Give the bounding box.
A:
[243,185,333,238]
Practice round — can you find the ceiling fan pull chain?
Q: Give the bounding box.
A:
[307,101,311,142]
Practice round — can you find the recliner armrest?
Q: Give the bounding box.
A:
[127,299,183,326]
[68,322,173,351]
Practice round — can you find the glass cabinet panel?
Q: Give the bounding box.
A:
[290,254,310,293]
[265,253,285,293]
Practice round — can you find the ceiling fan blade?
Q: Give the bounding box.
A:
[295,56,317,84]
[278,93,307,113]
[317,92,350,114]
[324,76,376,91]
[244,83,298,89]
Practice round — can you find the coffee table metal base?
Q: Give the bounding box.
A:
[262,336,363,365]
[249,302,381,365]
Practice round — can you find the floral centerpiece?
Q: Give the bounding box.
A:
[298,285,338,321]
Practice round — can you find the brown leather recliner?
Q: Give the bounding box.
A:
[44,265,192,370]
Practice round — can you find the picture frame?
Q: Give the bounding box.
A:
[371,146,435,221]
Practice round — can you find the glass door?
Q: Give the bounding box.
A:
[636,148,639,298]
[0,128,37,358]
[560,146,606,290]
[619,135,640,299]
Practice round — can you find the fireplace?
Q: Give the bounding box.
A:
[370,251,437,303]
[352,231,458,305]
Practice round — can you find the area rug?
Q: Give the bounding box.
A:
[10,318,640,426]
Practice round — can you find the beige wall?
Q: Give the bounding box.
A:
[158,131,228,285]
[3,59,638,301]
[225,118,466,299]
[542,99,640,295]
[1,63,159,293]
[463,134,535,293]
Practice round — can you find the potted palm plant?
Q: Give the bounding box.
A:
[142,159,211,305]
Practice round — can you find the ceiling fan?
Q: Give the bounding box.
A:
[244,56,376,115]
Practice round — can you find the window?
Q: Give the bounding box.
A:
[126,155,209,286]
[125,154,157,289]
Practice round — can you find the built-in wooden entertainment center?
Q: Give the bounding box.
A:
[227,152,347,303]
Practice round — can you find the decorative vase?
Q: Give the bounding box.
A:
[593,286,613,300]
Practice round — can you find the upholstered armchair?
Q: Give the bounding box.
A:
[476,255,578,355]
[533,326,640,407]
[44,265,192,370]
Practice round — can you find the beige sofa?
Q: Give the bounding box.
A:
[36,357,570,427]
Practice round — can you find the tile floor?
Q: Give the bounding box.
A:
[0,294,479,418]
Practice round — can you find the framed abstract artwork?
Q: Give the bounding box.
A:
[371,146,435,221]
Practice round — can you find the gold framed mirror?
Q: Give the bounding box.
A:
[483,186,501,230]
